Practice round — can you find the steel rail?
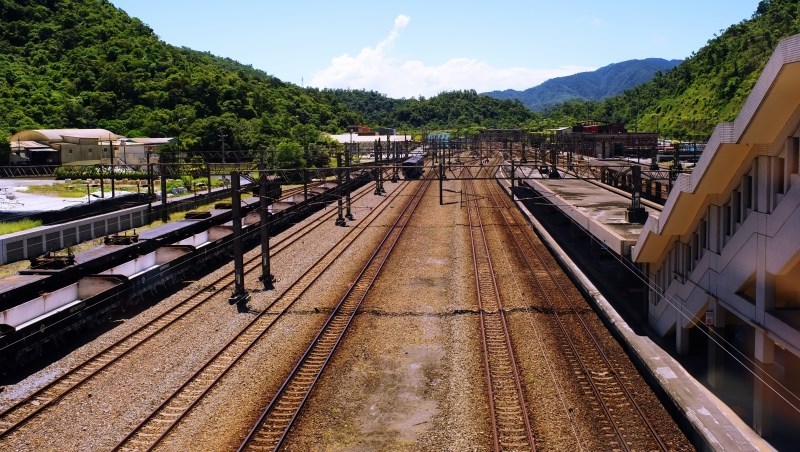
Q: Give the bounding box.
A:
[487,179,668,451]
[237,174,433,451]
[464,175,536,451]
[112,180,411,451]
[0,183,376,439]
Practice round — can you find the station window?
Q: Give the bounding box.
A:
[684,242,692,275]
[699,219,707,256]
[790,137,799,174]
[733,191,742,224]
[723,205,732,238]
[672,247,680,279]
[776,157,785,195]
[743,175,753,210]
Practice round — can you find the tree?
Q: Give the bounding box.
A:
[0,136,10,164]
[274,141,305,169]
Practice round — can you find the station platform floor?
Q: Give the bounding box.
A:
[512,165,661,258]
[499,169,772,450]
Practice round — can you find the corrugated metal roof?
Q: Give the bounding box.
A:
[10,141,54,150]
[9,129,121,143]
[128,137,175,145]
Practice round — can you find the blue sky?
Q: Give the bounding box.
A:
[109,1,760,98]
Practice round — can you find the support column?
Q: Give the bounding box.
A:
[160,164,168,222]
[675,296,690,355]
[379,137,386,193]
[707,299,726,390]
[259,165,274,290]
[753,226,775,435]
[207,158,212,195]
[303,167,308,202]
[439,148,444,206]
[229,172,250,305]
[345,146,354,220]
[336,153,346,227]
[753,330,775,436]
[374,140,382,196]
[549,148,560,179]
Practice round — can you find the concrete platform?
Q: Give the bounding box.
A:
[498,175,772,451]
[516,166,660,257]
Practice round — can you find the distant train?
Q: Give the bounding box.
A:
[402,155,425,179]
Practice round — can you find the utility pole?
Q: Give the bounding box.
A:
[259,164,275,290]
[98,163,105,198]
[160,162,168,221]
[220,129,227,165]
[335,153,346,226]
[109,135,115,198]
[146,151,153,221]
[439,148,444,206]
[373,139,382,195]
[229,172,250,305]
[345,144,354,220]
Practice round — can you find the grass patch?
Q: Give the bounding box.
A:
[25,183,97,198]
[0,219,43,235]
[24,181,145,198]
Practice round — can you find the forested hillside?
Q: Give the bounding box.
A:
[325,89,538,132]
[484,59,681,112]
[545,0,800,139]
[0,0,540,152]
[0,0,360,151]
[3,0,798,149]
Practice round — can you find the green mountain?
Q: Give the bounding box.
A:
[4,0,796,149]
[0,0,361,151]
[546,0,800,139]
[484,59,681,112]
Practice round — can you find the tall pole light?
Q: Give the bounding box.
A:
[109,134,115,198]
[220,129,227,164]
[259,163,274,290]
[229,172,250,305]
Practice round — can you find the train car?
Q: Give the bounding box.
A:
[0,169,373,368]
[402,155,425,179]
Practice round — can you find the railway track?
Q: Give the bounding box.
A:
[483,177,670,451]
[0,181,381,440]
[112,179,413,451]
[464,172,536,451]
[238,174,433,451]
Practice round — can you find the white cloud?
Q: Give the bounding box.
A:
[310,15,594,99]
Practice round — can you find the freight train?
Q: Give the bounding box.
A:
[0,174,368,369]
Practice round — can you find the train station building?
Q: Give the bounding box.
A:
[633,34,800,438]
